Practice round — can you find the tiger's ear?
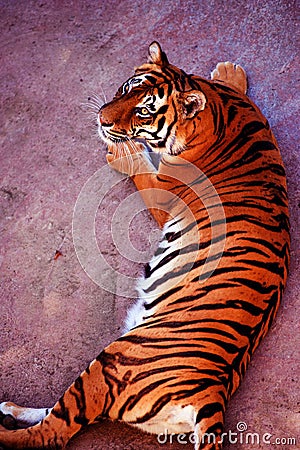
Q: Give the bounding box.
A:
[148,41,169,66]
[180,91,206,119]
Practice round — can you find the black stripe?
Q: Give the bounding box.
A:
[195,402,224,424]
[193,266,250,283]
[146,243,200,278]
[145,248,180,278]
[144,285,183,310]
[221,199,274,213]
[133,316,255,341]
[241,120,266,136]
[238,258,283,277]
[130,365,224,383]
[171,281,242,305]
[135,393,172,423]
[227,105,238,125]
[169,318,253,339]
[207,138,276,179]
[51,397,71,427]
[144,74,159,84]
[157,115,166,131]
[172,379,224,400]
[142,251,224,293]
[71,377,89,427]
[118,377,175,419]
[194,337,241,354]
[175,326,238,341]
[213,163,286,189]
[116,350,229,367]
[233,277,277,294]
[157,86,165,98]
[204,421,224,438]
[189,299,263,316]
[244,237,288,259]
[222,213,289,234]
[156,104,169,114]
[164,230,182,242]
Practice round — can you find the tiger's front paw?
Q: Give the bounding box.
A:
[106,149,156,177]
[106,151,133,175]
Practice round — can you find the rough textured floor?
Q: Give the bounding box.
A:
[0,1,299,449]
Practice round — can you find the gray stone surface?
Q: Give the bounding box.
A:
[0,1,299,449]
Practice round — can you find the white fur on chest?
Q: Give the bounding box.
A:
[124,217,190,332]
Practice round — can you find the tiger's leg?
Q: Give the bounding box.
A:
[106,145,170,228]
[0,355,109,448]
[125,380,226,450]
[0,341,228,449]
[211,61,247,94]
[176,387,225,450]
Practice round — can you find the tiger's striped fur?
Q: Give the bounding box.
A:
[0,42,289,449]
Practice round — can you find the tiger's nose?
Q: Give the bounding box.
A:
[98,111,112,127]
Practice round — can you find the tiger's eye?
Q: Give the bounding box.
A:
[140,107,149,115]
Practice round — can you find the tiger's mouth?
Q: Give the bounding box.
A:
[98,123,130,144]
[104,132,129,143]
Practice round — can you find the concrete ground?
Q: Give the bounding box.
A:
[0,1,299,449]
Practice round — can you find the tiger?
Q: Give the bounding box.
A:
[0,41,290,450]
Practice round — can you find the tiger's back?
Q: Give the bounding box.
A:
[0,42,289,450]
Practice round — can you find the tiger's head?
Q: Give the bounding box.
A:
[98,42,208,156]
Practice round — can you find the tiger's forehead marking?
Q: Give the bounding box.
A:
[121,72,168,112]
[135,78,168,112]
[122,73,156,94]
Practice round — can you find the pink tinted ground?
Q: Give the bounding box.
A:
[0,1,299,449]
